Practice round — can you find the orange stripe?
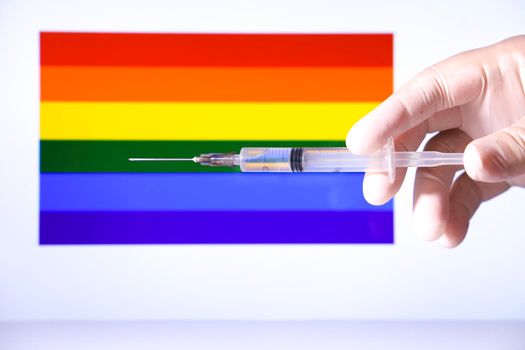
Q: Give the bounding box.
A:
[41,66,392,102]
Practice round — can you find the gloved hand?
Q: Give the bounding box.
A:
[346,35,525,247]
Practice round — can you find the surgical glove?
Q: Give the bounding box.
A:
[346,36,525,247]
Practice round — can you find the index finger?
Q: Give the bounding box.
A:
[346,50,486,155]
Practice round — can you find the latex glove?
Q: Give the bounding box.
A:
[346,36,525,247]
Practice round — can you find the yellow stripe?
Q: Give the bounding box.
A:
[40,102,378,140]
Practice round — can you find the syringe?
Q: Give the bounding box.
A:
[129,138,463,183]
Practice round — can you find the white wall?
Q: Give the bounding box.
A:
[0,0,524,320]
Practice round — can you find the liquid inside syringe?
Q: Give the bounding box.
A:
[129,139,464,183]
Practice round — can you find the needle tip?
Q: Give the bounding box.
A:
[128,157,197,162]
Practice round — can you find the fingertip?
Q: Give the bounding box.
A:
[437,235,455,248]
[412,199,446,242]
[464,139,511,183]
[346,107,388,155]
[346,121,373,155]
[412,179,449,242]
[463,142,485,182]
[439,189,471,248]
[439,207,468,248]
[362,172,395,205]
[437,230,465,248]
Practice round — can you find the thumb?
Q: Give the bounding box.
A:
[464,116,525,183]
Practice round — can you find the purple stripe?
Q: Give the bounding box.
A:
[40,211,393,244]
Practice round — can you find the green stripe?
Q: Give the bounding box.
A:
[40,140,346,173]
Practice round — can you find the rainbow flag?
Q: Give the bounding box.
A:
[39,32,394,244]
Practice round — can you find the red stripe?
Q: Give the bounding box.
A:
[40,32,393,67]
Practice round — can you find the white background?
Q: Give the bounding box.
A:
[0,0,524,321]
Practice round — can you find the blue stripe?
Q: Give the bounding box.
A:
[40,173,392,212]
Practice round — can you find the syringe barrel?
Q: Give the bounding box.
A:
[301,148,388,172]
[239,148,295,172]
[239,139,395,181]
